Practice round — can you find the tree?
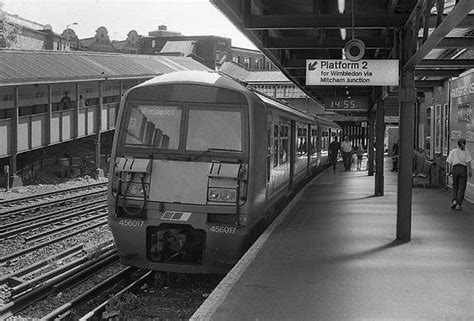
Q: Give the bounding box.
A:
[0,5,22,48]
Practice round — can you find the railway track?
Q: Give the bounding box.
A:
[0,180,221,319]
[0,182,107,217]
[0,245,122,319]
[45,269,152,320]
[0,204,107,264]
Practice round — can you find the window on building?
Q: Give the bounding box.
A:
[442,104,449,156]
[103,96,120,104]
[434,104,441,154]
[244,57,250,68]
[19,105,47,116]
[426,106,433,158]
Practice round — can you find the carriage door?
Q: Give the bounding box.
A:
[265,113,273,201]
[289,120,296,189]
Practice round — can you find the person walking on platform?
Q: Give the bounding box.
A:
[447,138,472,211]
[328,137,340,172]
[340,136,353,171]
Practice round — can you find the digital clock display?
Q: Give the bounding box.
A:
[323,97,369,111]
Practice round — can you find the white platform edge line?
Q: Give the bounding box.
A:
[190,169,325,321]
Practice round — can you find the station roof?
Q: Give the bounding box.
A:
[219,61,290,83]
[160,40,197,56]
[0,50,211,87]
[211,0,474,117]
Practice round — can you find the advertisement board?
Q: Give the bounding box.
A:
[449,71,474,202]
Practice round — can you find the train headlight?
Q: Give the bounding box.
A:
[208,188,236,203]
[209,189,220,200]
[129,183,139,195]
[121,182,149,197]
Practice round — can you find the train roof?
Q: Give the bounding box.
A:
[254,91,315,122]
[135,70,248,92]
[315,116,341,129]
[135,71,341,128]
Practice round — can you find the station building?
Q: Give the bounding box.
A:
[0,50,210,187]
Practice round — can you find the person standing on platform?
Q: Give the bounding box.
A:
[447,138,472,211]
[60,91,72,110]
[340,136,353,171]
[391,141,399,172]
[355,145,364,171]
[328,137,340,172]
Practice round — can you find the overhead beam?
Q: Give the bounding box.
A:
[264,36,471,50]
[404,0,474,70]
[417,59,474,67]
[246,14,410,30]
[436,38,474,48]
[426,14,474,28]
[414,69,463,77]
[264,37,389,49]
[415,80,444,87]
[455,14,474,28]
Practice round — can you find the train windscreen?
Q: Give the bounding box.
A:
[125,104,182,149]
[186,108,242,151]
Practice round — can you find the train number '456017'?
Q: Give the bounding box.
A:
[118,219,144,227]
[210,225,237,234]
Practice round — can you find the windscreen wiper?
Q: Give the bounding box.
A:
[192,148,240,161]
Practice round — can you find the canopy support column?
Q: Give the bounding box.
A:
[367,111,375,176]
[396,69,415,240]
[375,88,385,196]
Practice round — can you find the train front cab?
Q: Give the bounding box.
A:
[107,73,268,274]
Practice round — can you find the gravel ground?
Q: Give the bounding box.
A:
[0,176,108,202]
[1,174,224,320]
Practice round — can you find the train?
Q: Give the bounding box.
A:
[107,70,341,273]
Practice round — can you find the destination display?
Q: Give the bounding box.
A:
[306,59,399,86]
[323,97,369,111]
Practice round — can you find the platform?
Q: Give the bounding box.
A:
[192,158,474,320]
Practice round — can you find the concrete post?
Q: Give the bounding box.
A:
[367,112,375,176]
[396,69,415,240]
[74,83,80,139]
[10,86,22,187]
[96,81,104,178]
[375,91,385,196]
[46,85,52,145]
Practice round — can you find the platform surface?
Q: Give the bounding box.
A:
[192,159,474,321]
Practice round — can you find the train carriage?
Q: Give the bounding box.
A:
[107,70,340,273]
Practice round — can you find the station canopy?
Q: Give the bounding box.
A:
[211,0,474,117]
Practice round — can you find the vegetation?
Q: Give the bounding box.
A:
[0,6,22,48]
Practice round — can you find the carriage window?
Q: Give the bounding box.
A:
[125,104,182,149]
[297,124,308,156]
[309,129,316,154]
[279,124,289,164]
[186,109,242,151]
[273,125,279,167]
[322,130,329,151]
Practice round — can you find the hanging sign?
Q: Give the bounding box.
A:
[306,59,399,86]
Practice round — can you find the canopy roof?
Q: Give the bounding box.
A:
[211,0,474,116]
[0,50,211,86]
